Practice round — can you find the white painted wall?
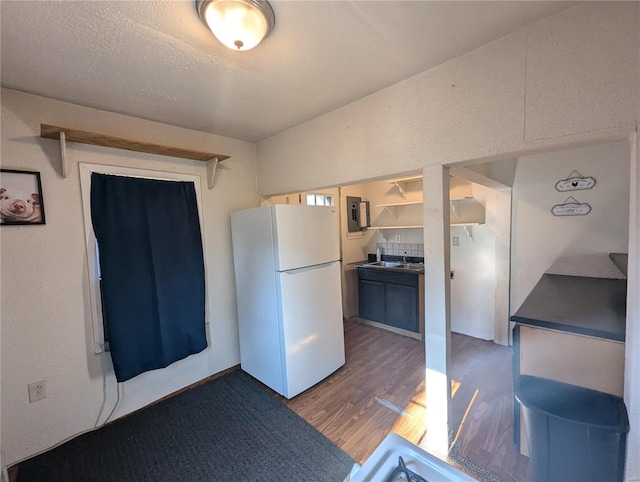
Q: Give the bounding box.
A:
[257,3,638,194]
[256,3,640,477]
[511,141,630,312]
[362,176,500,342]
[260,187,339,206]
[365,176,424,249]
[343,178,425,319]
[450,184,496,340]
[0,88,258,465]
[339,185,373,318]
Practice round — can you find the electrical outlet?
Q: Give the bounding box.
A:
[28,380,47,403]
[394,235,401,242]
[452,236,460,246]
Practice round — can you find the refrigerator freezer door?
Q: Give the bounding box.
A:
[272,205,340,271]
[278,261,345,398]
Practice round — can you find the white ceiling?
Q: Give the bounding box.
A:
[1,1,577,142]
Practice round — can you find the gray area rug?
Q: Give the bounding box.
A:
[17,370,355,481]
[448,441,505,482]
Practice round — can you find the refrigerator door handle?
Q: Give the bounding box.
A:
[281,261,339,275]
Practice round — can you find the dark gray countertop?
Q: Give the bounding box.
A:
[609,253,628,276]
[349,260,369,266]
[511,274,626,342]
[355,254,425,274]
[355,261,424,275]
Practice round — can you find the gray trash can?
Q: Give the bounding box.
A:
[515,375,629,482]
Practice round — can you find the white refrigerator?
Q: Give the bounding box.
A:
[230,204,345,399]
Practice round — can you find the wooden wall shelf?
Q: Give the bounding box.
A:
[40,124,230,189]
[41,124,230,162]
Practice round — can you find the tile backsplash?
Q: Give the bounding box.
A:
[377,242,424,257]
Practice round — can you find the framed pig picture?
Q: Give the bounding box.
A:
[0,169,46,225]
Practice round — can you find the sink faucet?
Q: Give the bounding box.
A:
[403,251,407,263]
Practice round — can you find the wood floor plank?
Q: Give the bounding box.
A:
[450,331,528,481]
[282,319,528,480]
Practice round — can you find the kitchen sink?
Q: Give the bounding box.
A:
[367,261,402,267]
[402,263,425,271]
[365,261,424,271]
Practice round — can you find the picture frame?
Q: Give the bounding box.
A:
[0,169,46,225]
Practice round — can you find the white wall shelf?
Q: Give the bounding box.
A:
[387,175,423,198]
[376,201,423,207]
[370,225,423,230]
[450,198,485,225]
[387,175,423,184]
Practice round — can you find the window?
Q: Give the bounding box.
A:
[79,163,205,354]
[306,193,334,206]
[96,243,110,351]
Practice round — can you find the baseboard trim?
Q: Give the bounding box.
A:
[7,365,242,481]
[111,364,241,424]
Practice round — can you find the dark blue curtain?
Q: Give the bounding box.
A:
[91,173,207,382]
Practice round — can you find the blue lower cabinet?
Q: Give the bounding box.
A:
[385,283,418,331]
[359,279,385,323]
[358,268,420,333]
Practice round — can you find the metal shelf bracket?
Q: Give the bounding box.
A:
[59,131,68,178]
[391,181,407,199]
[464,225,474,241]
[207,157,219,189]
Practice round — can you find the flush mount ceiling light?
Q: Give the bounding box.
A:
[196,0,275,51]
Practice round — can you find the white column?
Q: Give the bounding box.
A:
[624,129,639,481]
[420,164,452,457]
[494,188,512,346]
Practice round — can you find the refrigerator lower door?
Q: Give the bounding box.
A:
[278,261,345,398]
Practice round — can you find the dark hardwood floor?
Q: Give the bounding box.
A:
[279,318,427,464]
[9,319,527,482]
[450,328,529,482]
[281,319,529,481]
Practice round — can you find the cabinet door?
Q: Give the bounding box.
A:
[385,284,418,332]
[359,279,385,323]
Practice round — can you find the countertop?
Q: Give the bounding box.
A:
[609,253,628,276]
[510,274,626,342]
[355,260,424,275]
[349,260,369,266]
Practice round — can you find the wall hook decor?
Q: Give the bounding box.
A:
[555,170,596,192]
[552,196,591,216]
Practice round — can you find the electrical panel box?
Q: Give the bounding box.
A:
[347,196,370,232]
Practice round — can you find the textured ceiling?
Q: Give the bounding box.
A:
[1,1,576,142]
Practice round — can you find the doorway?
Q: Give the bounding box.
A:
[423,139,634,479]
